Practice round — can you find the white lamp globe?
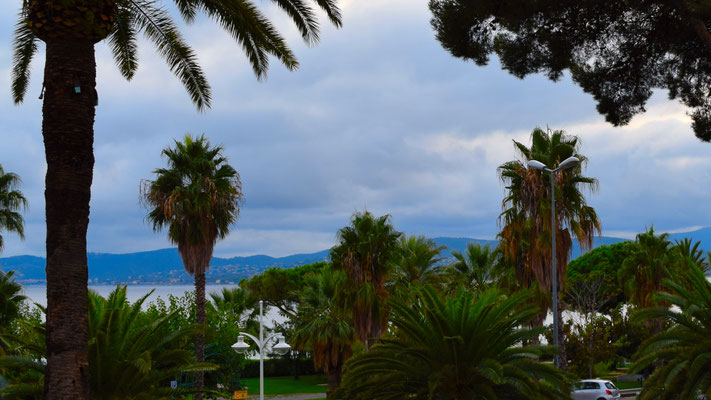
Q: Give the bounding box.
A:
[272,335,291,356]
[232,335,250,354]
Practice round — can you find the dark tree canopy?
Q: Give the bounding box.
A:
[239,261,326,318]
[429,0,711,141]
[565,241,637,313]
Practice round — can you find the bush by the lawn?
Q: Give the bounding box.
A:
[241,358,316,378]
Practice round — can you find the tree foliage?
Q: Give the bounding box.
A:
[565,241,636,313]
[240,262,326,318]
[429,0,711,141]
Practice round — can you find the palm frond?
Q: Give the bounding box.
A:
[107,4,139,80]
[11,14,38,105]
[129,0,211,110]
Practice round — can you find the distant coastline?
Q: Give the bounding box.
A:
[4,230,711,285]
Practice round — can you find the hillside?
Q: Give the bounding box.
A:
[1,228,708,285]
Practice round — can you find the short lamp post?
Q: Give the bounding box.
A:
[527,156,579,368]
[231,300,291,400]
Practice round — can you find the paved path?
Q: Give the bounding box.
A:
[246,394,326,399]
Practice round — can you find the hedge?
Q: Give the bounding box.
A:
[241,358,316,378]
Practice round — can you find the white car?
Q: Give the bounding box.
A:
[571,379,621,400]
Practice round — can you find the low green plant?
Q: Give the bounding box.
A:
[631,265,711,399]
[0,286,216,400]
[338,285,571,399]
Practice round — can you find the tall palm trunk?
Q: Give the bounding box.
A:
[42,37,95,400]
[326,361,342,398]
[194,268,206,400]
[556,304,567,370]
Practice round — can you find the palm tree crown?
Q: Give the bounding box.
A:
[442,242,501,293]
[0,165,27,253]
[390,235,446,293]
[620,228,674,310]
[142,134,242,273]
[13,0,342,109]
[498,127,601,294]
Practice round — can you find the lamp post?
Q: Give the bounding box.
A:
[231,300,291,400]
[527,156,579,368]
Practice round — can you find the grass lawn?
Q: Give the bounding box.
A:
[615,381,642,390]
[240,375,327,395]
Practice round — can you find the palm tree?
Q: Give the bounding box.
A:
[209,287,258,327]
[631,265,711,400]
[0,270,27,331]
[330,211,401,350]
[11,1,341,397]
[0,165,27,253]
[441,242,501,293]
[337,285,571,400]
[292,268,354,397]
[673,237,709,274]
[141,134,242,398]
[498,127,601,367]
[390,235,446,295]
[619,228,678,334]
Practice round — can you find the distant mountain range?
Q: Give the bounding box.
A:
[2,228,709,285]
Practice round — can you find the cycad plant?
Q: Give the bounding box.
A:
[631,265,711,400]
[12,0,341,396]
[0,286,211,400]
[142,134,242,397]
[88,287,213,400]
[338,285,571,400]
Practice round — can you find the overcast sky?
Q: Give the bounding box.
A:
[1,0,709,258]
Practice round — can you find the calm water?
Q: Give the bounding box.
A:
[21,284,236,307]
[20,284,286,327]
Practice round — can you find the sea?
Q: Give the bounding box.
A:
[21,284,287,327]
[21,284,235,307]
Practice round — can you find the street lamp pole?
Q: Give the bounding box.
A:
[527,156,579,368]
[231,300,291,400]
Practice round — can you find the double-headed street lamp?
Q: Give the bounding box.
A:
[231,300,291,400]
[527,155,579,368]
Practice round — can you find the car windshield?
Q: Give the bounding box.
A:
[605,382,617,390]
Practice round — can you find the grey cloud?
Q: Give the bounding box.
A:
[2,0,711,259]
